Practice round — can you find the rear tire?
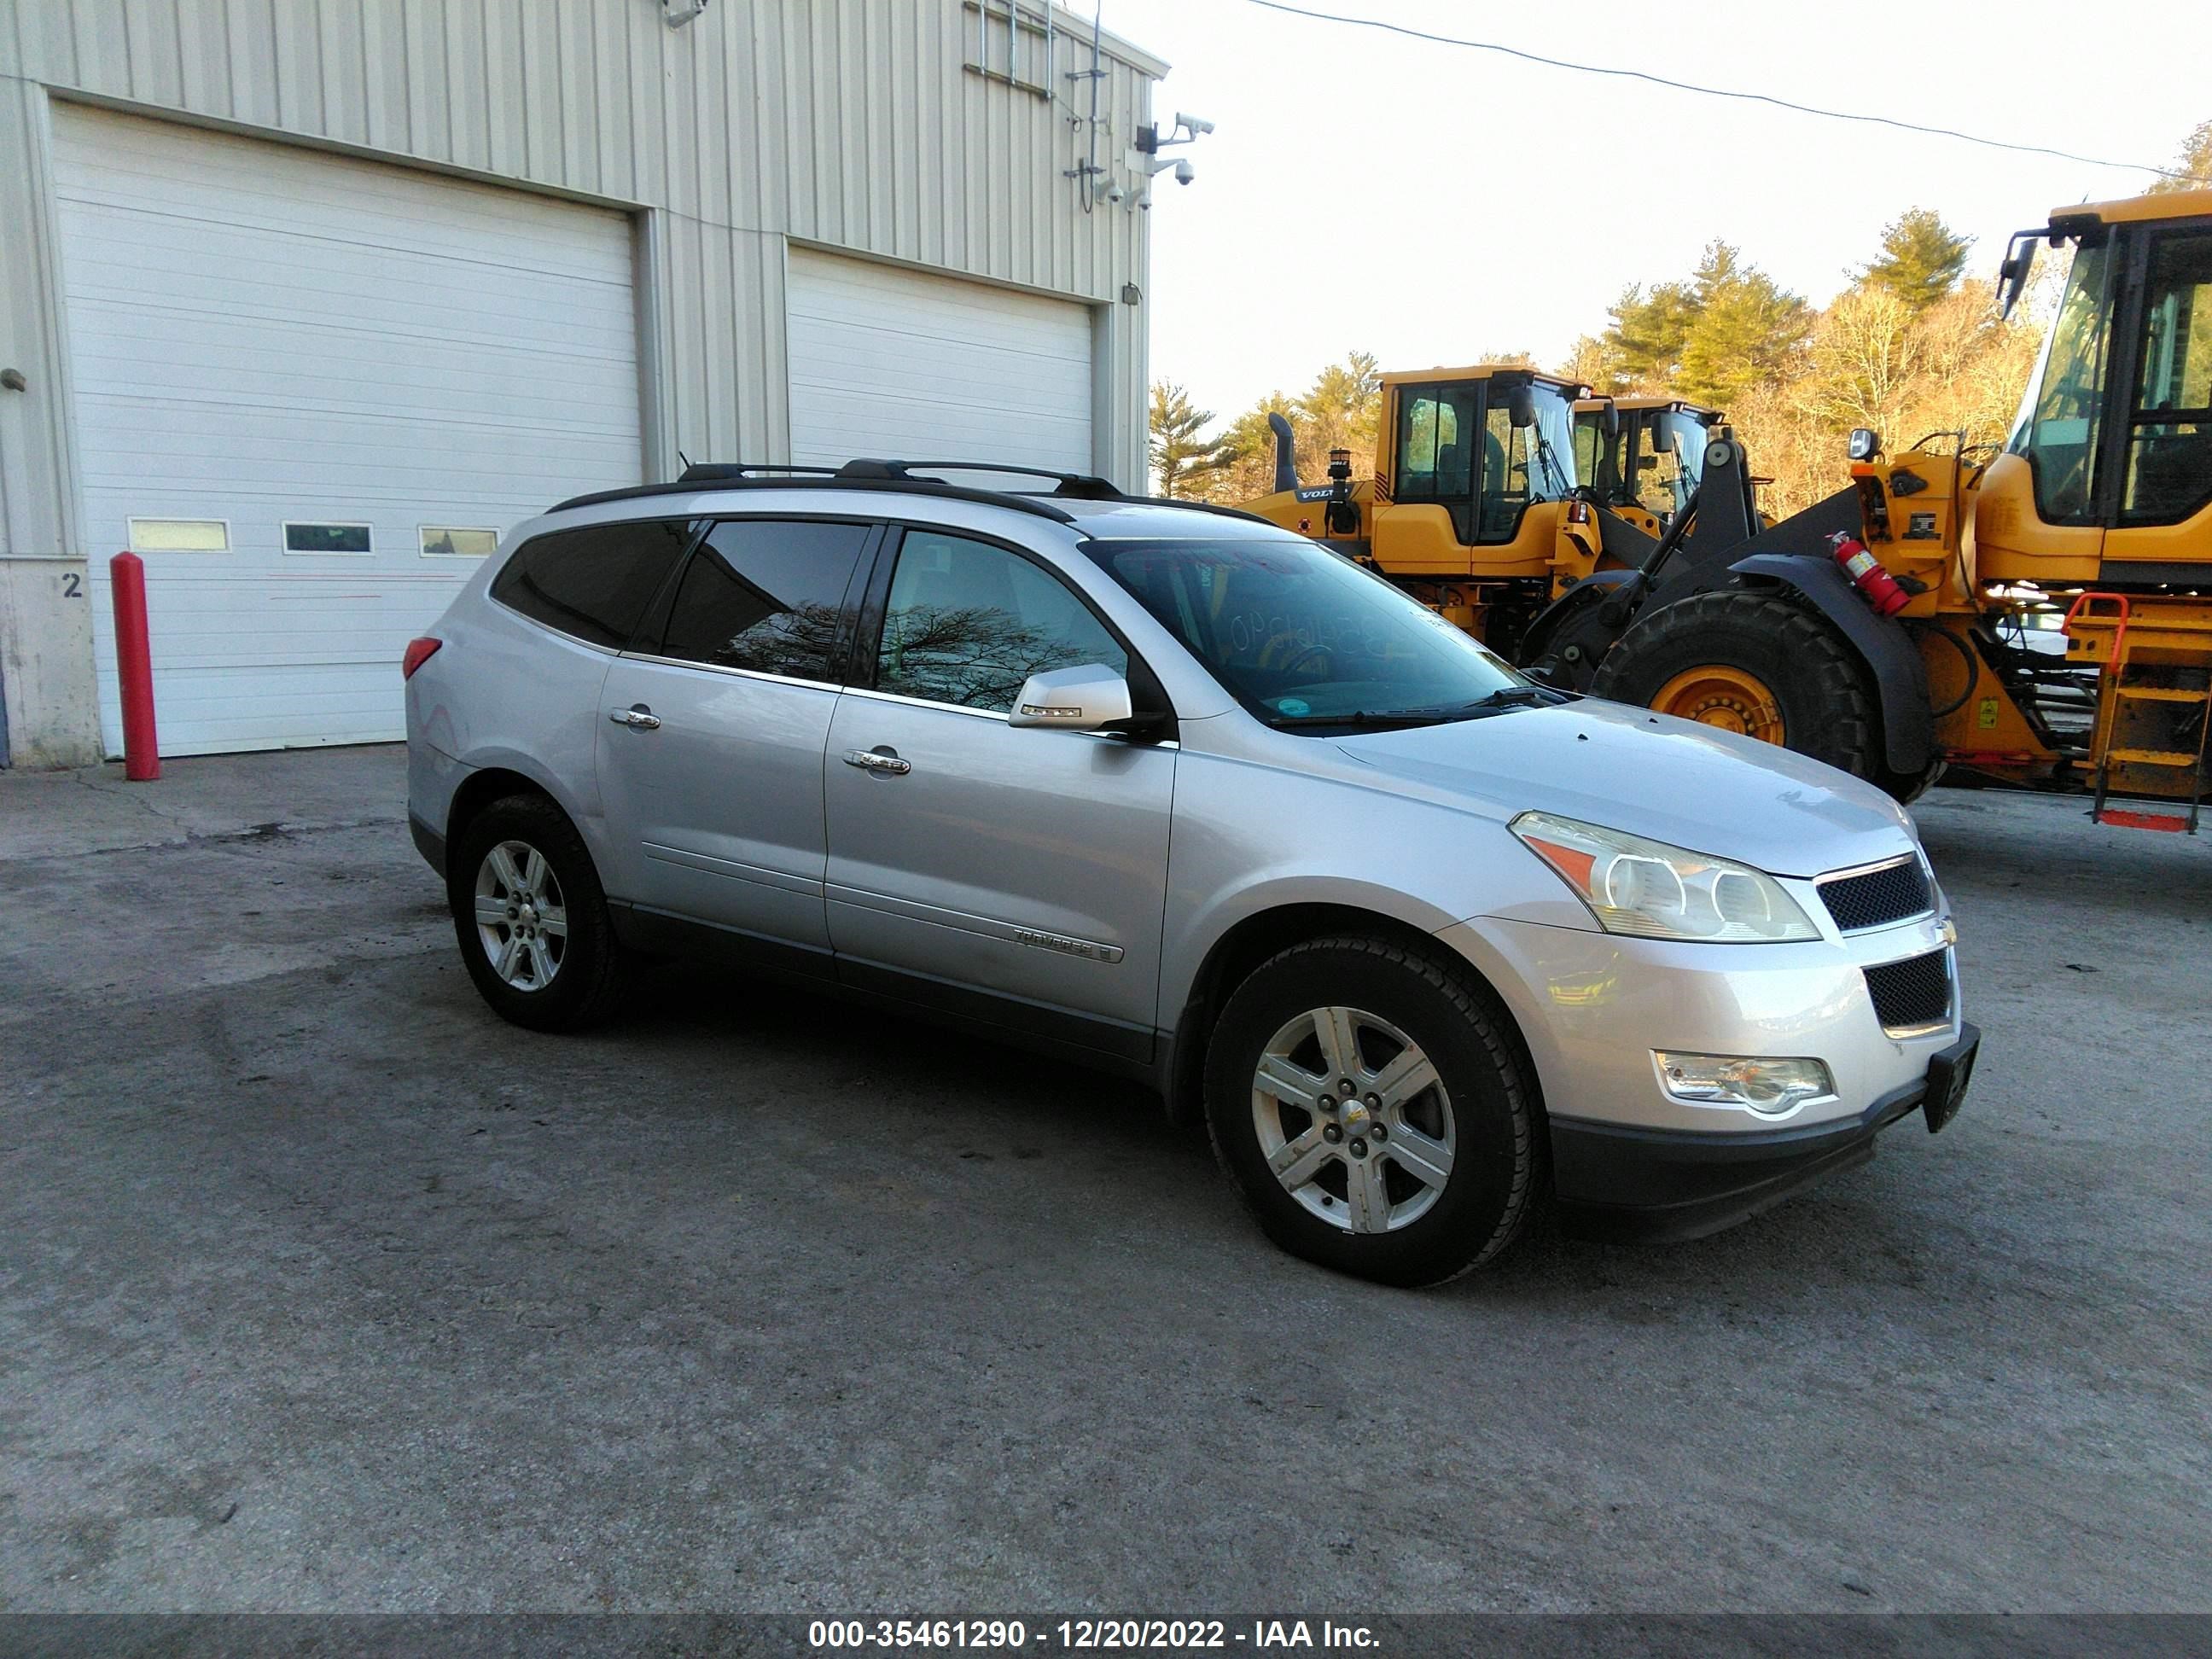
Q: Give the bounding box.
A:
[1592,587,1879,780]
[1203,936,1540,1287]
[449,793,630,1032]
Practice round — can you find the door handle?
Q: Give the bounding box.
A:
[842,747,911,776]
[609,705,661,730]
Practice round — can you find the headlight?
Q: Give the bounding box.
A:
[1655,1052,1835,1115]
[1510,811,1819,942]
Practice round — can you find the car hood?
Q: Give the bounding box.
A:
[1332,699,1916,878]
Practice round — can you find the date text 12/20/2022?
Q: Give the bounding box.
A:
[806,1620,1382,1651]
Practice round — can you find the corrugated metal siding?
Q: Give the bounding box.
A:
[0,0,1160,552]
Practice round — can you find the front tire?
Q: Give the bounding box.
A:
[1204,937,1540,1287]
[448,793,630,1032]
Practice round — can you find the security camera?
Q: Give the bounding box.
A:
[1173,159,1195,186]
[1103,182,1127,205]
[662,0,707,26]
[1174,112,1214,136]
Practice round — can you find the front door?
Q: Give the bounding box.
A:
[2104,222,2212,572]
[597,518,876,954]
[822,528,1176,1059]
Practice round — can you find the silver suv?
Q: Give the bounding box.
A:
[404,462,1976,1286]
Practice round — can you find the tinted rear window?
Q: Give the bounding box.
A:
[490,520,694,649]
[657,520,872,680]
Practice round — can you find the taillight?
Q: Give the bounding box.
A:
[403,637,443,680]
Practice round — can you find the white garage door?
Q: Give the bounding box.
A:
[55,107,642,756]
[787,248,1093,481]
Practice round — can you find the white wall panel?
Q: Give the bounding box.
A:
[53,105,641,754]
[788,247,1092,475]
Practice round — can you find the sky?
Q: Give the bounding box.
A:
[1096,0,2212,424]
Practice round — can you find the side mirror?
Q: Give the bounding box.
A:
[1848,428,1883,463]
[1008,663,1134,732]
[1505,385,1538,429]
[1996,231,2039,321]
[1598,399,1621,440]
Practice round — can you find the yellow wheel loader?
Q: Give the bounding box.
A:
[1577,188,2212,826]
[1240,363,1765,671]
[1240,364,1720,660]
[1244,189,2212,826]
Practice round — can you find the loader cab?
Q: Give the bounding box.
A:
[1573,397,1718,527]
[1980,190,2212,585]
[1384,367,1580,550]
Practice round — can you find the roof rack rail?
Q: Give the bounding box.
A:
[835,458,1125,500]
[1117,493,1272,525]
[678,461,842,483]
[548,457,1272,527]
[550,469,1082,522]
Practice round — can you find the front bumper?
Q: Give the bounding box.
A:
[1548,1024,1977,1241]
[1437,909,1963,1137]
[1435,906,1970,1239]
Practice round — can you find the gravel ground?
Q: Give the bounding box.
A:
[1,748,2206,1615]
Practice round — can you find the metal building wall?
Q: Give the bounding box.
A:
[0,0,1164,766]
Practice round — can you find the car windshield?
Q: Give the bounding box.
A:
[1083,538,1532,728]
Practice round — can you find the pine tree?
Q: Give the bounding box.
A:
[1149,381,1230,498]
[1672,242,1813,410]
[1604,281,1698,388]
[1295,350,1383,464]
[1861,208,1972,313]
[2146,119,2212,194]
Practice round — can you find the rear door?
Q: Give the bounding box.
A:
[821,527,1177,1060]
[597,519,876,958]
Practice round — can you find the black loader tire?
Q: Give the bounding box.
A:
[1591,587,1881,781]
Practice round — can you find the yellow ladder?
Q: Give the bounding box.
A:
[2066,592,2211,834]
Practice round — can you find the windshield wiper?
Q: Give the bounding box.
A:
[1263,708,1459,730]
[1452,685,1575,713]
[1264,686,1574,730]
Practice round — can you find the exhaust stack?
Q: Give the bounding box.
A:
[1268,412,1296,493]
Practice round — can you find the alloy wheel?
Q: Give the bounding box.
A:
[1250,1004,1457,1234]
[472,839,568,991]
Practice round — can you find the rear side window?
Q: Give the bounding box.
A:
[657,520,872,681]
[489,520,693,649]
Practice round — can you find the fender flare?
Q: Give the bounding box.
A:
[1727,551,1934,774]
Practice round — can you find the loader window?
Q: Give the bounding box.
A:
[2120,230,2212,525]
[1476,385,1577,540]
[1395,385,1479,539]
[2008,242,2111,523]
[1572,416,1607,496]
[1648,410,1706,521]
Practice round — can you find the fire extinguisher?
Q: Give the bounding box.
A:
[1830,531,1910,617]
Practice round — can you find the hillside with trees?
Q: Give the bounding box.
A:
[1152,120,2210,520]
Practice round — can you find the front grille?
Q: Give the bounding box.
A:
[1819,857,1934,932]
[1864,949,1953,1032]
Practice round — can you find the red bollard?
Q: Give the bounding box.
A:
[109,550,160,782]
